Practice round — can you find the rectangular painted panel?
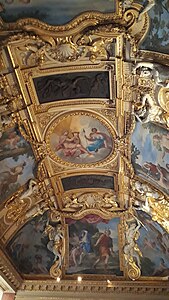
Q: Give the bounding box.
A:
[33,71,110,103]
[66,216,122,276]
[62,175,114,191]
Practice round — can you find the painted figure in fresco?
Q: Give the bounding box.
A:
[152,258,169,276]
[93,229,114,271]
[69,238,82,267]
[56,131,91,158]
[10,230,29,260]
[140,214,169,250]
[84,128,111,153]
[0,162,26,195]
[0,130,21,152]
[153,133,169,160]
[79,230,91,265]
[156,164,169,188]
[90,74,108,98]
[32,254,48,274]
[62,76,87,98]
[143,162,160,180]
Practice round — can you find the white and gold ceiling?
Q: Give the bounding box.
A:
[0,0,169,298]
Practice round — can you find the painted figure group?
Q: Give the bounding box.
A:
[69,228,114,272]
[56,128,111,158]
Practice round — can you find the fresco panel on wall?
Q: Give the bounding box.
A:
[6,213,54,275]
[137,211,169,277]
[138,0,169,54]
[131,121,169,195]
[0,127,36,203]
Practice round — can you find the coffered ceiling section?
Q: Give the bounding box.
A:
[0,1,169,289]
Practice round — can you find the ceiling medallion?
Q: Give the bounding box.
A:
[45,111,116,167]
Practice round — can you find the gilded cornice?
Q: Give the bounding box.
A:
[139,50,169,66]
[19,279,169,295]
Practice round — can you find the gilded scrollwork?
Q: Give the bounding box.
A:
[0,75,24,136]
[3,178,56,226]
[4,179,38,224]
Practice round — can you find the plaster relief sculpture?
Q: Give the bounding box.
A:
[44,223,64,279]
[134,93,169,127]
[133,62,169,128]
[133,62,169,86]
[62,192,119,214]
[124,217,142,280]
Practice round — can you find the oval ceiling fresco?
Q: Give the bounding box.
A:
[46,112,115,165]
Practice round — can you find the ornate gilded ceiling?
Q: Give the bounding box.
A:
[0,1,169,298]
